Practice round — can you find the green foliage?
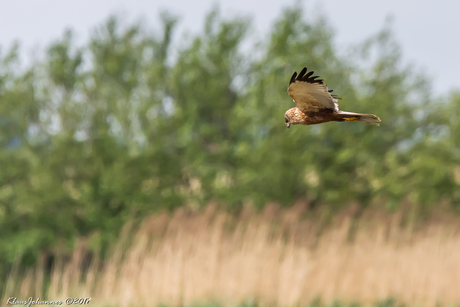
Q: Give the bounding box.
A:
[0,4,459,290]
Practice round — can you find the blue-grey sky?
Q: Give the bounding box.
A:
[1,0,458,95]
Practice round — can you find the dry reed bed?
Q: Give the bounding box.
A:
[5,203,460,306]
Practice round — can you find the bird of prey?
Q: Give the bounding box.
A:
[284,67,381,128]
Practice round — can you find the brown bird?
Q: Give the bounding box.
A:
[285,67,381,128]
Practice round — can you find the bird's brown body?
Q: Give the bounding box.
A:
[285,107,376,126]
[285,107,344,125]
[284,67,381,128]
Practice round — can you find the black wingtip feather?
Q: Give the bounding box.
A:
[290,67,324,85]
[289,72,298,85]
[297,67,307,79]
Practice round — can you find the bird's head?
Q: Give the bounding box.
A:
[284,108,297,128]
[284,115,291,128]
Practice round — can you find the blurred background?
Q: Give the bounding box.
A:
[1,0,460,306]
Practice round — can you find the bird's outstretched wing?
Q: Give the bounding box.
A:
[288,67,339,113]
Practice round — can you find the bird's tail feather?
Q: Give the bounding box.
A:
[338,111,381,126]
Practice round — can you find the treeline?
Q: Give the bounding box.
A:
[0,4,459,282]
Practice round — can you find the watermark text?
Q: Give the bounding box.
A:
[6,297,91,306]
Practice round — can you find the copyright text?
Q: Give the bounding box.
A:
[6,297,91,306]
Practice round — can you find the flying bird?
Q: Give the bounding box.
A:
[284,67,381,128]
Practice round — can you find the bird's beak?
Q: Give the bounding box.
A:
[285,122,290,129]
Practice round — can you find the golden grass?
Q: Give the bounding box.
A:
[4,202,460,306]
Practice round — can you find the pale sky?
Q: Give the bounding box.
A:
[0,0,458,95]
